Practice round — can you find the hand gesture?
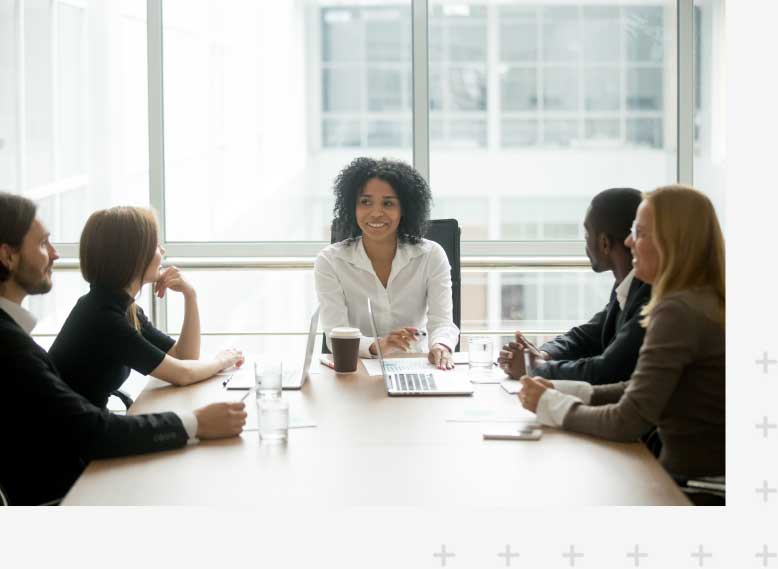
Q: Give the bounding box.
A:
[216,347,245,370]
[154,266,194,298]
[194,402,247,439]
[518,376,554,413]
[372,327,418,356]
[428,343,454,370]
[497,341,525,379]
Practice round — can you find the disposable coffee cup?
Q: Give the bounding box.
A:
[330,327,361,374]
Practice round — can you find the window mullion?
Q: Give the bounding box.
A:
[147,0,167,331]
[677,0,694,184]
[412,0,430,183]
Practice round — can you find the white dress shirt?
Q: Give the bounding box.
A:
[314,237,460,357]
[615,268,636,311]
[0,296,198,442]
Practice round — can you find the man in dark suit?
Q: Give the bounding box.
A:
[498,188,650,385]
[0,192,247,505]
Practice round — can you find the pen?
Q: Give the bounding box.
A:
[220,374,233,387]
[239,387,256,402]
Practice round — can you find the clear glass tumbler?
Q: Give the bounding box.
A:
[468,336,494,368]
[257,396,289,444]
[255,360,283,399]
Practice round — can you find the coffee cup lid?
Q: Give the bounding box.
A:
[331,327,361,339]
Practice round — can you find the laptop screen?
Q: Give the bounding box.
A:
[367,298,388,378]
[302,307,320,371]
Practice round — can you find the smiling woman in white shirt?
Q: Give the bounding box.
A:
[314,157,460,370]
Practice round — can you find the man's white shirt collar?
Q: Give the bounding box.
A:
[0,297,37,334]
[615,269,636,311]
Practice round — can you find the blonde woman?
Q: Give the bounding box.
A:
[49,206,244,408]
[518,185,725,482]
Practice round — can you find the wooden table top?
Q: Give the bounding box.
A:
[63,358,690,507]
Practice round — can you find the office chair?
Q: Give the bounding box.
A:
[321,218,462,354]
[110,389,134,410]
[680,476,725,506]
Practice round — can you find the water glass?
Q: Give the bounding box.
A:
[255,360,283,399]
[468,336,494,368]
[257,396,289,444]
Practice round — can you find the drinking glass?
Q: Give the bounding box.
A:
[468,336,494,368]
[257,396,289,444]
[255,359,283,399]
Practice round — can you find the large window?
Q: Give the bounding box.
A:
[162,0,412,242]
[3,0,722,362]
[428,2,676,242]
[0,0,149,243]
[693,0,725,227]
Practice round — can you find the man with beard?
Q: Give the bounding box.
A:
[498,188,651,386]
[0,192,247,505]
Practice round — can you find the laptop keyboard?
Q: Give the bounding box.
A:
[392,372,436,392]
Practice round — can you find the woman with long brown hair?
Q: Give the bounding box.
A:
[518,185,725,485]
[49,206,244,409]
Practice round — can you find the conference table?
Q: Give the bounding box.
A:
[63,356,690,506]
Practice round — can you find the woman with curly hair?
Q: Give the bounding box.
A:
[314,157,459,370]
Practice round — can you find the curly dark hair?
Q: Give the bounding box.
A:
[331,157,431,245]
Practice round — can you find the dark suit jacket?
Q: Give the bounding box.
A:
[0,308,188,506]
[534,277,651,385]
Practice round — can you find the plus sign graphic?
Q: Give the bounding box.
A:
[626,544,648,567]
[691,545,713,567]
[756,481,777,503]
[756,545,778,567]
[497,544,520,567]
[433,545,455,567]
[562,545,584,567]
[756,416,778,438]
[755,352,777,374]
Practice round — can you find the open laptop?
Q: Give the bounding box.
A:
[224,307,320,391]
[367,298,472,396]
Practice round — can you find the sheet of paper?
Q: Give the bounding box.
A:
[500,379,522,394]
[244,410,316,431]
[446,408,538,425]
[360,357,436,376]
[467,366,509,384]
[452,352,469,365]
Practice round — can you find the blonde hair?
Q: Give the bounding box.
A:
[640,185,725,326]
[80,206,160,330]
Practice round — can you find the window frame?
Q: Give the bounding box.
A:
[45,0,695,335]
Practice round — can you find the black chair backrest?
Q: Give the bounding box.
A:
[321,219,462,353]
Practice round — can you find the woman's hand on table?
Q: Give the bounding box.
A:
[517,376,555,413]
[428,343,454,370]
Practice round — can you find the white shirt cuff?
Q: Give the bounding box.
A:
[535,389,583,428]
[550,380,594,404]
[429,335,457,354]
[177,412,199,445]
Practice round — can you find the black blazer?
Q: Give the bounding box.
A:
[534,277,651,385]
[0,308,188,506]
